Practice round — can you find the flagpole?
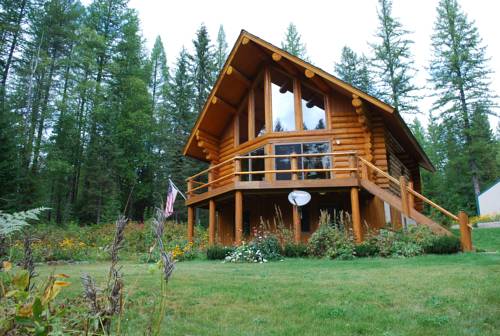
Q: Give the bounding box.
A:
[168,178,187,200]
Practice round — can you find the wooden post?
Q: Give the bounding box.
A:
[349,154,357,178]
[187,179,193,198]
[361,162,369,180]
[264,67,272,133]
[350,187,363,243]
[265,143,273,181]
[291,153,299,181]
[408,181,415,210]
[187,206,195,243]
[399,176,409,217]
[208,167,214,191]
[293,78,303,131]
[209,199,216,246]
[235,191,243,245]
[248,88,255,140]
[293,204,301,243]
[234,158,241,182]
[459,211,473,252]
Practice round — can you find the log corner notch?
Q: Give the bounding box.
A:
[196,129,219,163]
[351,94,373,164]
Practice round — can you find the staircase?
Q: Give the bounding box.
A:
[357,157,473,250]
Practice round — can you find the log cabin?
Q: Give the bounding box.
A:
[183,30,472,250]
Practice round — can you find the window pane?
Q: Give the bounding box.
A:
[271,70,295,132]
[302,142,330,179]
[275,144,301,180]
[240,147,265,181]
[301,84,326,130]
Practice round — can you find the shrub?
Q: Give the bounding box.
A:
[225,235,282,263]
[308,224,343,257]
[424,235,461,254]
[283,243,308,258]
[207,245,234,260]
[390,240,423,257]
[326,241,355,260]
[354,240,379,257]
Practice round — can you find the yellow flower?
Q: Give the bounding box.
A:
[2,261,12,271]
[17,303,33,317]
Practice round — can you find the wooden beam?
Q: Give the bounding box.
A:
[293,205,301,243]
[212,96,237,114]
[233,115,239,147]
[350,187,363,243]
[187,206,195,243]
[208,199,216,246]
[264,67,272,133]
[248,88,255,140]
[272,52,282,61]
[459,211,473,252]
[305,69,315,78]
[293,78,303,131]
[235,191,243,245]
[226,65,251,87]
[400,176,409,217]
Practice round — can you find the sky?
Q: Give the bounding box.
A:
[127,0,499,127]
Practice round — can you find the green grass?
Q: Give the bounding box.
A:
[471,227,500,252]
[39,252,500,336]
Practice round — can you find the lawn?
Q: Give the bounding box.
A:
[39,252,500,335]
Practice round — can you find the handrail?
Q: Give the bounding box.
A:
[236,151,357,160]
[236,167,356,175]
[186,156,235,181]
[358,156,462,223]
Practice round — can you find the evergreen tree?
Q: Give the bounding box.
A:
[190,24,216,114]
[281,22,308,60]
[335,46,375,95]
[429,0,498,202]
[371,0,419,113]
[148,36,169,113]
[214,25,228,71]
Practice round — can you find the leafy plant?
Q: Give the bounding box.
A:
[0,208,49,237]
[424,235,461,254]
[207,245,234,260]
[354,240,379,257]
[283,243,308,258]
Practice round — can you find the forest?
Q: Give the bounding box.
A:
[0,0,498,225]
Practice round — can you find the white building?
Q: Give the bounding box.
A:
[478,181,500,215]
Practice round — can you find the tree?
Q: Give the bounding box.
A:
[214,25,228,71]
[371,0,419,114]
[148,36,169,113]
[190,24,216,114]
[335,46,375,95]
[281,23,308,60]
[429,0,498,201]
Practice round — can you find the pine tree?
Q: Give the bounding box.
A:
[190,24,216,114]
[281,23,308,60]
[429,0,498,201]
[214,25,228,71]
[335,46,375,95]
[371,0,419,114]
[148,36,169,113]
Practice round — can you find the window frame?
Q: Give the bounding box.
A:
[273,141,332,180]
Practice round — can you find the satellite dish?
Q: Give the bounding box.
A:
[288,190,311,207]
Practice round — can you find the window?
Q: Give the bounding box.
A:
[274,142,330,180]
[271,70,295,132]
[240,147,265,181]
[301,84,326,130]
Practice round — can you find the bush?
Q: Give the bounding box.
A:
[354,240,379,257]
[225,235,282,263]
[424,235,461,254]
[283,243,308,258]
[390,240,423,257]
[326,241,355,260]
[308,224,345,257]
[207,245,234,260]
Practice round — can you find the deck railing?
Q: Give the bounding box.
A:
[186,151,359,196]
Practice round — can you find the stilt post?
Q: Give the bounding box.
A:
[459,211,473,252]
[235,191,243,245]
[187,206,195,243]
[350,187,363,243]
[209,199,216,246]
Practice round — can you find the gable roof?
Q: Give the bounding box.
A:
[183,30,435,172]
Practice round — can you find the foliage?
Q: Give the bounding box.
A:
[326,241,356,260]
[206,245,234,260]
[354,240,380,257]
[0,263,71,336]
[424,235,461,254]
[370,0,419,114]
[0,208,48,237]
[470,213,500,226]
[283,243,308,258]
[281,22,308,60]
[225,235,281,263]
[335,46,375,96]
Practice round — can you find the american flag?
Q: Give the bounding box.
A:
[164,180,178,217]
